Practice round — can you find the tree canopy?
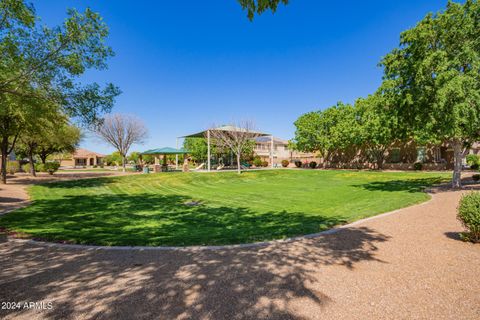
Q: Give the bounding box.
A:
[238,0,288,20]
[0,0,120,183]
[380,0,480,187]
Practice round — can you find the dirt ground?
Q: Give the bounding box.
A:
[0,172,479,319]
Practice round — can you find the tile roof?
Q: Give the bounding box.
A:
[73,148,105,158]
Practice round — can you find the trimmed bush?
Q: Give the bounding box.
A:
[261,161,269,167]
[44,162,60,174]
[281,160,289,168]
[472,174,480,182]
[413,162,423,171]
[6,161,20,174]
[457,192,480,243]
[34,163,45,172]
[466,154,480,170]
[294,160,302,168]
[22,163,31,173]
[253,157,263,167]
[309,161,317,169]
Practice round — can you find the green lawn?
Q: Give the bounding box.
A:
[0,170,449,246]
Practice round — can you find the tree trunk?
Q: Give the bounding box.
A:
[28,149,36,177]
[236,152,241,174]
[40,152,47,164]
[452,140,463,189]
[376,148,386,170]
[1,136,7,184]
[122,155,126,173]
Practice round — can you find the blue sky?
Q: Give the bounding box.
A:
[33,0,447,154]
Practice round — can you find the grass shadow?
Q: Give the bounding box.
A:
[0,193,348,246]
[353,177,446,193]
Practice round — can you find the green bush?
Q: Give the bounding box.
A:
[457,192,480,243]
[309,161,317,169]
[472,174,480,182]
[294,160,302,168]
[44,162,60,173]
[253,157,263,167]
[34,163,45,172]
[281,160,289,168]
[466,154,480,170]
[261,161,269,167]
[6,161,20,174]
[22,163,31,173]
[413,162,423,171]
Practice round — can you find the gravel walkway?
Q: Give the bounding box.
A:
[0,176,479,319]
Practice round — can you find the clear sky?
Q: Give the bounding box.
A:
[33,0,447,154]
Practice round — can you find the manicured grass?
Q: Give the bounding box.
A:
[0,170,449,246]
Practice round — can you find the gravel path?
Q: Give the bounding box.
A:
[0,176,479,319]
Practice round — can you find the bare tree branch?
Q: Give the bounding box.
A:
[96,113,148,172]
[208,120,261,174]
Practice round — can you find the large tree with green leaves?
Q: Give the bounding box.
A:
[292,102,357,164]
[354,94,398,169]
[0,0,120,183]
[380,0,480,188]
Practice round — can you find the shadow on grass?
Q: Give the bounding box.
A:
[0,193,349,247]
[353,177,446,193]
[38,176,118,189]
[0,224,390,319]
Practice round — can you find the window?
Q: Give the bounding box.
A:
[391,148,400,163]
[75,158,86,166]
[416,147,426,163]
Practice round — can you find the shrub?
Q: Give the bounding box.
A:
[294,160,302,168]
[309,161,317,169]
[6,161,20,174]
[281,160,289,168]
[261,161,269,167]
[473,174,480,182]
[34,163,45,172]
[44,162,60,174]
[23,163,31,173]
[253,157,263,167]
[93,165,98,168]
[466,154,480,170]
[413,162,423,171]
[457,192,480,243]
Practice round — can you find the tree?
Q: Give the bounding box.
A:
[208,121,261,174]
[238,0,288,20]
[103,151,123,166]
[0,1,120,183]
[292,102,357,165]
[379,0,480,188]
[128,151,141,164]
[36,125,82,164]
[96,114,148,172]
[354,94,398,169]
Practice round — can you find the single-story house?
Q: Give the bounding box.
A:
[58,148,105,167]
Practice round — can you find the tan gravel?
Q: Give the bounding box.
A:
[0,175,479,319]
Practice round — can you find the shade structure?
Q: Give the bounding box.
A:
[141,147,189,155]
[180,125,270,138]
[179,125,273,171]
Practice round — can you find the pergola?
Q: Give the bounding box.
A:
[178,125,273,171]
[142,147,189,172]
